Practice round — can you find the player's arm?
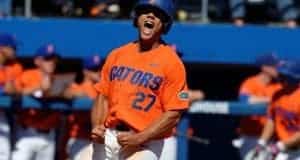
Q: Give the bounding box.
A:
[248,96,270,104]
[91,94,108,128]
[239,94,270,104]
[137,109,184,141]
[282,132,300,149]
[188,89,205,102]
[239,81,270,104]
[259,119,275,142]
[63,85,85,99]
[259,104,276,144]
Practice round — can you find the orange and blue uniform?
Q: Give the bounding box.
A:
[0,61,23,93]
[14,69,61,131]
[67,81,97,139]
[238,75,282,136]
[268,88,300,142]
[94,42,189,135]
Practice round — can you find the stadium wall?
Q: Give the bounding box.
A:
[0,18,300,64]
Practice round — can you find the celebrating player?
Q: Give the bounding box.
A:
[248,59,300,160]
[12,44,61,160]
[90,0,190,159]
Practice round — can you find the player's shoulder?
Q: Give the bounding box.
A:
[160,44,184,65]
[106,42,136,58]
[21,68,40,77]
[242,75,260,85]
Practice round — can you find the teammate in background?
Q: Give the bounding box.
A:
[12,44,61,160]
[233,53,282,158]
[0,33,23,94]
[91,0,190,159]
[0,33,22,160]
[250,60,300,160]
[63,55,101,160]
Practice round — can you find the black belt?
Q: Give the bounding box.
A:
[115,122,131,132]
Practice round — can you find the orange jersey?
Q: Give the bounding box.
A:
[68,80,97,99]
[94,42,189,132]
[66,80,96,139]
[15,69,42,92]
[0,62,23,87]
[15,69,61,130]
[268,88,300,142]
[238,75,282,136]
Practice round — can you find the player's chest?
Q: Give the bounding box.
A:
[109,56,165,90]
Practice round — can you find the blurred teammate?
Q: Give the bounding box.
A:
[63,55,101,160]
[233,53,282,158]
[12,44,60,160]
[0,33,22,160]
[91,0,190,159]
[0,33,23,94]
[249,60,300,160]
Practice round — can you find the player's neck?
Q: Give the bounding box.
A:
[258,73,271,84]
[138,38,161,52]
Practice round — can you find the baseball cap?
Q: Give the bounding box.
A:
[0,33,17,50]
[277,59,300,81]
[34,44,59,60]
[255,53,280,67]
[83,55,102,70]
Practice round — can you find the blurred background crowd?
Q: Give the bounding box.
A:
[0,0,300,27]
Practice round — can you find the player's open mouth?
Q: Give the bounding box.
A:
[144,21,155,29]
[142,20,155,36]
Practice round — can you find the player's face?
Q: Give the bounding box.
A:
[262,66,278,79]
[40,59,57,74]
[0,46,15,60]
[137,9,164,41]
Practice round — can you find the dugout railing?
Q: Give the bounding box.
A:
[0,95,267,160]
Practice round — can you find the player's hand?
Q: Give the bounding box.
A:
[117,132,147,147]
[252,140,267,157]
[267,142,285,157]
[91,124,106,144]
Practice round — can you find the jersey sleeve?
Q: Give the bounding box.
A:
[160,59,189,111]
[239,79,253,102]
[94,51,117,97]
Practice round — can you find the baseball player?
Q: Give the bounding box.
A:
[233,53,283,158]
[12,44,61,160]
[249,59,300,160]
[90,0,189,159]
[0,33,23,160]
[63,55,100,160]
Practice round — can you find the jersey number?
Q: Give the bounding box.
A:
[132,92,156,112]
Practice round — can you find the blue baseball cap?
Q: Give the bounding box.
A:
[34,44,59,59]
[255,53,280,67]
[277,59,300,81]
[0,33,17,50]
[83,55,102,70]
